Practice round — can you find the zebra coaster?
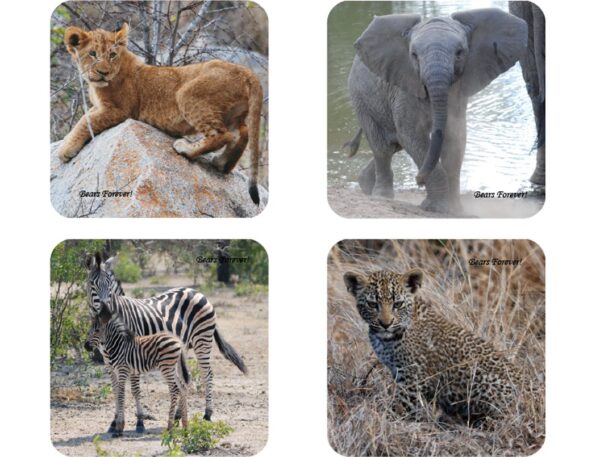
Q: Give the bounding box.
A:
[51,239,268,455]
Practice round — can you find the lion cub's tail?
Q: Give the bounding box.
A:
[247,75,263,205]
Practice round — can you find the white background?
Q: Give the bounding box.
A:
[0,0,598,455]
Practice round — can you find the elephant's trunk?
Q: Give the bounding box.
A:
[416,62,452,186]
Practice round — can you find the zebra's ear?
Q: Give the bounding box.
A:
[104,256,117,271]
[98,303,112,324]
[85,254,94,270]
[94,252,103,269]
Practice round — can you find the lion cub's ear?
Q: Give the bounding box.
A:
[404,269,423,293]
[64,26,89,53]
[343,271,368,297]
[115,22,129,46]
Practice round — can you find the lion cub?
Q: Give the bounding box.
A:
[60,23,263,204]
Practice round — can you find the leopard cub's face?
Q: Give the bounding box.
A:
[344,269,423,335]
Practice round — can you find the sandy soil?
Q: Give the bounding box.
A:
[51,288,268,457]
[328,185,544,218]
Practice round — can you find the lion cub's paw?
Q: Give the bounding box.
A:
[173,139,192,156]
[57,144,76,163]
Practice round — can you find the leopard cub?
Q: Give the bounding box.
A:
[344,269,523,425]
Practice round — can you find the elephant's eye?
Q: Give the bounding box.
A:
[455,49,464,58]
[89,50,97,57]
[411,51,418,60]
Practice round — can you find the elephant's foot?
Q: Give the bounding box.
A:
[371,187,394,200]
[372,185,394,199]
[420,196,449,213]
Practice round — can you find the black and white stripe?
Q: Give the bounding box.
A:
[86,302,190,436]
[85,252,247,421]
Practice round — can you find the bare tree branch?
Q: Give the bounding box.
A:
[138,2,153,64]
[172,0,213,59]
[152,1,163,64]
[61,3,93,29]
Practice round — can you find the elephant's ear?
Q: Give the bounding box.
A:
[354,14,425,98]
[452,8,527,97]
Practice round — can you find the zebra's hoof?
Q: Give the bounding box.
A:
[136,419,145,433]
[107,423,116,434]
[111,431,123,438]
[203,409,212,421]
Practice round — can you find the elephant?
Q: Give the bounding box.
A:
[509,1,545,186]
[346,8,527,213]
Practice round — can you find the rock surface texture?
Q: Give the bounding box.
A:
[50,120,267,217]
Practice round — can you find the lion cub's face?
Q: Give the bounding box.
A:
[64,23,129,87]
[344,269,423,335]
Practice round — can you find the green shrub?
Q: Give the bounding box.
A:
[51,240,106,363]
[228,240,268,285]
[161,414,233,453]
[114,252,141,283]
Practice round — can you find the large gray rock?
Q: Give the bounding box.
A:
[50,120,267,217]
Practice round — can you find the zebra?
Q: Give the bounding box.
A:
[85,302,190,437]
[85,251,247,422]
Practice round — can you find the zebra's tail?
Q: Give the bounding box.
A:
[179,352,191,385]
[214,328,248,375]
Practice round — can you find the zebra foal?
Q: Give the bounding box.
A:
[85,302,190,437]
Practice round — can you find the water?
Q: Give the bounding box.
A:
[328,1,538,193]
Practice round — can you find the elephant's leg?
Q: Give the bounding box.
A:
[441,144,465,215]
[372,151,394,198]
[358,159,376,195]
[404,147,449,213]
[356,114,398,198]
[440,120,466,214]
[420,168,450,213]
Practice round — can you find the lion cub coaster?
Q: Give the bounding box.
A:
[50,3,268,218]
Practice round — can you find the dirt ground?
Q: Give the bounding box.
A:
[51,287,268,457]
[328,185,544,218]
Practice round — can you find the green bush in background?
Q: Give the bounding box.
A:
[51,240,106,362]
[113,247,142,283]
[228,240,268,285]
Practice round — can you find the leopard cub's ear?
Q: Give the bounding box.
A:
[343,271,368,297]
[404,269,423,293]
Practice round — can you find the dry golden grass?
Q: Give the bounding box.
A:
[328,240,545,456]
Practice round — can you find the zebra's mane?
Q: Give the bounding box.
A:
[114,278,125,296]
[106,313,135,343]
